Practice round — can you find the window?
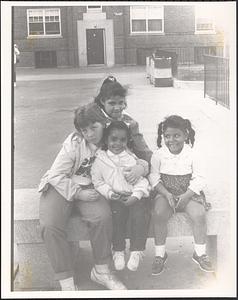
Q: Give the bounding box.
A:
[87,5,102,13]
[195,5,215,34]
[130,6,164,34]
[27,8,61,37]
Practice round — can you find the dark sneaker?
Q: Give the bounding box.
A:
[192,252,214,272]
[152,252,168,275]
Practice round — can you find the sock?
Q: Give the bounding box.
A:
[59,277,75,291]
[95,264,110,274]
[194,243,206,256]
[155,245,166,258]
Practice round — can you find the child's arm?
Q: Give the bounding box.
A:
[149,152,176,208]
[123,114,153,163]
[39,136,83,201]
[176,150,206,210]
[91,159,113,200]
[154,182,176,209]
[123,156,149,185]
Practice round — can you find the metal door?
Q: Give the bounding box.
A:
[86,29,105,65]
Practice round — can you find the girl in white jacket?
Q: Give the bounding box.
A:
[91,121,151,272]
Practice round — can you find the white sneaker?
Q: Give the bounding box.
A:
[127,251,145,271]
[90,267,127,290]
[113,251,125,270]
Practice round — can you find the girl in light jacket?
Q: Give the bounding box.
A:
[91,121,151,272]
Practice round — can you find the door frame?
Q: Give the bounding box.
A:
[77,19,114,67]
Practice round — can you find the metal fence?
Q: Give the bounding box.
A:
[204,55,230,109]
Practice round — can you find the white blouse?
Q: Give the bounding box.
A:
[149,144,205,195]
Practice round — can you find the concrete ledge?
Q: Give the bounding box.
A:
[14,188,229,290]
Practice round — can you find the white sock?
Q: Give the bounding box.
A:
[59,277,75,291]
[194,243,206,256]
[95,264,110,274]
[155,245,166,258]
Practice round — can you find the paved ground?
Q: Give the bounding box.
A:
[13,66,235,294]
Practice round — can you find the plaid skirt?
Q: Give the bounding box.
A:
[160,173,211,211]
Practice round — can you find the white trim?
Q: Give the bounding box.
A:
[27,8,61,37]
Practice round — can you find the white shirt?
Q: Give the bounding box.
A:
[149,144,205,195]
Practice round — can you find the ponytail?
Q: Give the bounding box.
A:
[94,76,128,108]
[157,122,164,148]
[185,119,195,147]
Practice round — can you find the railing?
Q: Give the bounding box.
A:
[204,55,229,109]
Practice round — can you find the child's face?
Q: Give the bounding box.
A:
[81,122,104,146]
[107,128,128,154]
[163,127,188,154]
[101,95,126,119]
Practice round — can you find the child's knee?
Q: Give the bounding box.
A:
[152,194,171,221]
[187,202,206,223]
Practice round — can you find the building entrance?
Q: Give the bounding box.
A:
[86,28,105,65]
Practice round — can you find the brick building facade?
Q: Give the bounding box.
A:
[13,5,224,68]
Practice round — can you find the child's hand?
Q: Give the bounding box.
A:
[110,192,121,201]
[123,196,139,206]
[123,165,144,185]
[76,189,100,202]
[166,192,176,210]
[175,193,191,211]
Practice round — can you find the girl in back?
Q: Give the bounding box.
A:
[149,115,213,275]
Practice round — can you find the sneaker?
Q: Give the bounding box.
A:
[14,82,17,87]
[90,267,127,290]
[127,251,145,271]
[192,252,214,272]
[152,252,168,275]
[113,251,125,270]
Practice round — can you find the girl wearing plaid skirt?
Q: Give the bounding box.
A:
[149,115,214,275]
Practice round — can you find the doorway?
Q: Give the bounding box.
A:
[86,29,105,65]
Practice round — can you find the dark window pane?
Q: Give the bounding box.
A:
[45,22,60,34]
[45,16,50,22]
[148,19,162,31]
[29,23,44,35]
[39,16,43,21]
[29,17,33,22]
[132,20,146,32]
[55,16,59,21]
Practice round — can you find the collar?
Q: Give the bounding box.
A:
[107,149,128,158]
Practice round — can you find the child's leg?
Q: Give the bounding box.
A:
[110,201,129,251]
[39,185,76,290]
[185,200,214,272]
[128,198,151,251]
[76,196,127,289]
[152,194,173,246]
[151,194,173,275]
[75,195,113,265]
[185,200,206,245]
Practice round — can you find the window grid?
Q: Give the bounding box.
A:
[27,8,61,37]
[130,6,164,34]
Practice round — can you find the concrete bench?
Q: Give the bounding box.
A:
[14,188,230,290]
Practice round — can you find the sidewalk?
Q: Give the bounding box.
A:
[14,66,235,293]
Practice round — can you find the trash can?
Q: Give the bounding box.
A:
[150,49,177,87]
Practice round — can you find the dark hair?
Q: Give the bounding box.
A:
[74,105,106,132]
[101,120,133,151]
[94,76,128,109]
[157,115,195,148]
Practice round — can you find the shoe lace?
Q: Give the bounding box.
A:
[131,251,145,261]
[201,254,210,263]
